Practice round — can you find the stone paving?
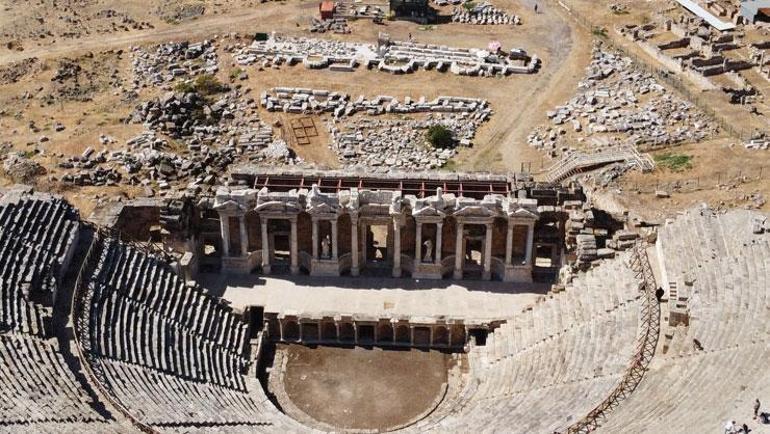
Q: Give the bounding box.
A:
[205,274,548,322]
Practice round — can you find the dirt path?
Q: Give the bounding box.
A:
[0,8,285,66]
[463,0,592,172]
[0,0,592,176]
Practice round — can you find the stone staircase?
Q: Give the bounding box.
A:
[543,146,655,184]
[596,208,770,433]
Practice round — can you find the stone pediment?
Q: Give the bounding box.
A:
[255,200,302,213]
[508,207,539,220]
[453,205,498,218]
[412,205,446,218]
[213,200,245,214]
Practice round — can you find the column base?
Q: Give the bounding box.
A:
[262,264,271,275]
[453,269,463,280]
[351,267,360,277]
[290,265,300,275]
[392,268,402,278]
[482,270,492,281]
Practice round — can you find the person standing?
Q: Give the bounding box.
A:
[754,399,761,420]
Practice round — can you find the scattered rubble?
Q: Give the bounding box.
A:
[130,40,219,87]
[128,88,274,152]
[2,153,47,184]
[232,33,539,76]
[330,117,467,170]
[309,18,351,34]
[258,88,491,170]
[262,88,491,119]
[528,47,717,160]
[451,3,519,25]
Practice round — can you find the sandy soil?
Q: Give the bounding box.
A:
[280,344,449,430]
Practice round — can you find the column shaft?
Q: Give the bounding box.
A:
[351,219,360,276]
[261,219,270,274]
[505,223,514,266]
[525,223,535,266]
[290,218,299,275]
[415,222,422,263]
[239,215,248,256]
[331,219,339,260]
[454,222,464,279]
[483,223,493,280]
[392,221,401,277]
[312,219,319,260]
[220,216,231,258]
[435,223,443,264]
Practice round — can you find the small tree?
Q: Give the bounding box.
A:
[427,125,455,149]
[193,74,226,95]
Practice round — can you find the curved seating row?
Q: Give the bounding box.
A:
[597,209,770,433]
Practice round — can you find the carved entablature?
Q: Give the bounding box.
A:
[255,187,305,214]
[213,188,257,216]
[504,197,540,222]
[306,184,343,218]
[212,185,540,223]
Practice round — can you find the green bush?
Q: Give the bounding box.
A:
[426,125,455,149]
[174,81,195,94]
[193,74,226,95]
[591,26,608,38]
[229,67,243,81]
[654,153,692,171]
[174,74,226,95]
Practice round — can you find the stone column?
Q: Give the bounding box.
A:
[220,215,231,258]
[454,222,464,279]
[278,320,284,342]
[261,219,270,274]
[331,219,338,260]
[435,222,443,264]
[415,221,422,264]
[429,326,434,347]
[298,322,303,342]
[505,222,514,266]
[410,326,415,346]
[353,323,359,344]
[290,217,299,275]
[483,222,493,280]
[392,220,401,278]
[525,222,535,266]
[312,218,319,260]
[351,218,360,276]
[239,215,248,256]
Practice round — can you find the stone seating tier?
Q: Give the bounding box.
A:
[597,209,770,433]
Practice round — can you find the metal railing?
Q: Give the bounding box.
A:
[564,242,661,433]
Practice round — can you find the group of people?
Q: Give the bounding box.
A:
[724,399,764,434]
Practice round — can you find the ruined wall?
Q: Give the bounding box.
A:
[114,206,160,241]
